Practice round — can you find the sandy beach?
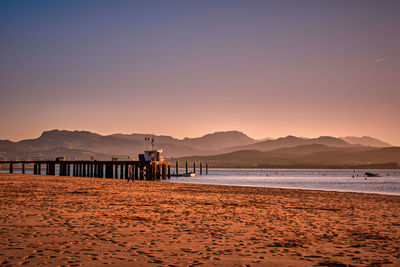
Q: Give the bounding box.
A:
[0,173,399,266]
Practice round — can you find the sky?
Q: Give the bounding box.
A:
[1,0,399,145]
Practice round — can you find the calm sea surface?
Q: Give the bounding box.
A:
[2,167,400,196]
[167,169,400,196]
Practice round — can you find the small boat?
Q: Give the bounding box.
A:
[184,172,196,177]
[171,172,196,177]
[365,172,382,177]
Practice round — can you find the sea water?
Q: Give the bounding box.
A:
[167,169,400,196]
[2,167,400,196]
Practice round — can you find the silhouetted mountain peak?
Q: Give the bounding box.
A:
[39,129,101,139]
[184,130,252,139]
[279,135,303,141]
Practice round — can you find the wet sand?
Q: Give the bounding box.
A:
[0,173,399,266]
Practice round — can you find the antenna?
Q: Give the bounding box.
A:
[151,135,155,150]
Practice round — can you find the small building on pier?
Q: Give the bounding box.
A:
[139,149,164,162]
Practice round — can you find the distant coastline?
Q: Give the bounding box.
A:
[170,163,400,170]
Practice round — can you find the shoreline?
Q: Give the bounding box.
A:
[166,180,400,197]
[1,173,399,266]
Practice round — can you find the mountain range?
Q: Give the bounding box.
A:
[176,145,400,169]
[0,129,397,168]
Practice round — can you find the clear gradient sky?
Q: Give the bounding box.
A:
[1,1,399,144]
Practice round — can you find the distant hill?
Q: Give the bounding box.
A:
[0,129,256,159]
[176,145,400,169]
[111,130,256,152]
[340,136,391,147]
[180,131,256,150]
[0,130,395,166]
[218,135,356,154]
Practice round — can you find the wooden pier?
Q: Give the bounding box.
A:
[0,160,171,180]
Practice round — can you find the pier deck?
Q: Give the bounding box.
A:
[0,160,171,180]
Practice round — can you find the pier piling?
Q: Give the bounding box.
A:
[114,164,119,179]
[120,164,123,179]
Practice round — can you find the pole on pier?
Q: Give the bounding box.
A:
[22,163,25,174]
[124,164,129,179]
[46,163,49,175]
[9,163,13,174]
[200,162,202,175]
[206,163,208,175]
[93,163,97,177]
[168,165,171,178]
[114,164,119,179]
[120,164,123,179]
[96,164,101,178]
[193,162,196,174]
[49,163,55,175]
[176,161,179,175]
[145,163,150,180]
[105,163,113,178]
[185,161,188,174]
[152,163,156,180]
[146,163,156,180]
[135,164,139,180]
[37,163,41,175]
[33,163,37,175]
[162,164,166,179]
[100,164,104,178]
[139,165,144,180]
